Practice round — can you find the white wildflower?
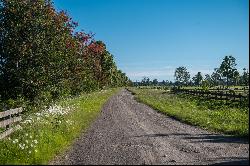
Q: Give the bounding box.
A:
[66,120,73,125]
[24,119,32,124]
[12,139,19,144]
[15,124,23,130]
[19,144,24,150]
[35,113,42,116]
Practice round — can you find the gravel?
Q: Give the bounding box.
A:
[50,89,249,165]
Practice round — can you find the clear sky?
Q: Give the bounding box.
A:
[53,0,249,82]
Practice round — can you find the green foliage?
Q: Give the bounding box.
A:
[240,68,249,86]
[174,66,190,86]
[201,80,209,91]
[0,0,130,107]
[192,72,203,86]
[171,56,248,88]
[219,55,238,86]
[141,77,150,86]
[0,127,4,133]
[0,97,26,111]
[152,79,158,86]
[210,68,223,86]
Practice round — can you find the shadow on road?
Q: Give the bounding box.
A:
[133,133,249,144]
[183,134,249,144]
[210,157,249,165]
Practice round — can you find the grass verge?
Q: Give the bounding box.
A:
[0,88,120,164]
[128,88,249,137]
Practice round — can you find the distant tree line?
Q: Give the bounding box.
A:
[0,0,131,104]
[134,77,174,86]
[174,55,249,88]
[134,55,249,88]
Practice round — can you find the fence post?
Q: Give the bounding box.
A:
[6,114,11,130]
[0,107,23,140]
[239,93,242,104]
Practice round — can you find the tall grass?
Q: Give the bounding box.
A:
[0,88,119,164]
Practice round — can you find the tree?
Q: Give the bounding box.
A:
[232,70,240,86]
[152,79,158,86]
[204,74,213,86]
[240,68,249,86]
[174,66,190,86]
[211,68,222,86]
[0,0,78,99]
[0,0,131,103]
[141,77,150,86]
[192,72,203,86]
[219,55,237,87]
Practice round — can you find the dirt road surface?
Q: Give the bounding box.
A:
[50,89,249,165]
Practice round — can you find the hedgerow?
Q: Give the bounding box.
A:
[0,0,131,109]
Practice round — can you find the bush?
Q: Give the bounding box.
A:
[0,97,25,111]
[201,80,209,91]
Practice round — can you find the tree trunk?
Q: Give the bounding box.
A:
[226,77,229,88]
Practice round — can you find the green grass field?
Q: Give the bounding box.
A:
[0,88,119,164]
[128,87,249,137]
[136,85,249,96]
[181,85,249,91]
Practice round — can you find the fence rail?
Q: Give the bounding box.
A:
[172,89,249,102]
[0,107,23,139]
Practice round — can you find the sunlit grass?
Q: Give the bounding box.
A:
[0,88,119,164]
[129,88,249,137]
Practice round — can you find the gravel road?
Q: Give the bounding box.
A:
[50,89,249,165]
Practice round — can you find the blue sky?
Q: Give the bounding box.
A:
[53,0,249,82]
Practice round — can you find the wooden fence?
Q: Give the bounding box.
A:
[0,107,23,139]
[172,89,249,102]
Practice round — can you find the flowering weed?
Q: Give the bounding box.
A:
[0,88,119,164]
